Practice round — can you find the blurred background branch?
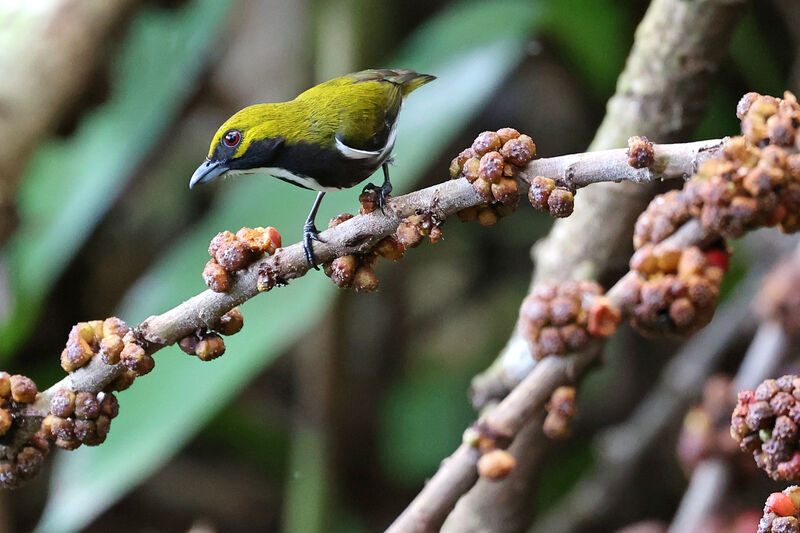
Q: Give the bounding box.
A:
[447,1,745,531]
[0,1,797,532]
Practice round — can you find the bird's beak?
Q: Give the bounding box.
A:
[189,159,228,189]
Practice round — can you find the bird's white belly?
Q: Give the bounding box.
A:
[228,167,344,192]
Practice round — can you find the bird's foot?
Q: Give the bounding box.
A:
[362,181,393,213]
[303,221,324,270]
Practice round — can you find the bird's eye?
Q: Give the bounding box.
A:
[223,129,241,147]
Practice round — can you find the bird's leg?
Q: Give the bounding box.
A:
[362,162,393,212]
[303,191,325,270]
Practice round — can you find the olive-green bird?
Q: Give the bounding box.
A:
[189,68,435,268]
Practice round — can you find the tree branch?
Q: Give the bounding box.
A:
[453,0,746,528]
[385,218,718,533]
[0,139,720,463]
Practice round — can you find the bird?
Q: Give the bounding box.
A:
[189,68,435,269]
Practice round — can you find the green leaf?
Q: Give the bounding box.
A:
[379,368,472,486]
[542,0,631,98]
[0,0,232,359]
[37,1,541,531]
[729,12,785,96]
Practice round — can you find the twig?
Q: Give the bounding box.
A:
[385,219,717,533]
[452,0,746,527]
[667,459,731,533]
[0,139,720,462]
[528,271,761,533]
[386,351,598,533]
[667,318,791,533]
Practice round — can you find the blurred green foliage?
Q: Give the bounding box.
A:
[0,0,232,358]
[34,1,540,531]
[0,0,792,531]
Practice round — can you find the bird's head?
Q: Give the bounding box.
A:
[189,105,286,188]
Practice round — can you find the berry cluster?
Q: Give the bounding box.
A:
[617,245,726,336]
[633,92,800,250]
[60,317,130,372]
[731,375,800,481]
[756,253,800,336]
[0,372,46,489]
[59,318,152,379]
[527,176,575,218]
[203,226,281,293]
[451,128,533,225]
[463,422,516,481]
[177,307,243,361]
[759,486,800,533]
[543,386,577,439]
[0,373,37,439]
[42,389,119,451]
[684,139,800,238]
[0,442,46,490]
[633,190,692,249]
[518,280,619,361]
[395,212,443,247]
[320,207,438,292]
[321,213,381,292]
[677,375,745,474]
[627,135,655,169]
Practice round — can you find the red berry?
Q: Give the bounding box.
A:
[704,248,729,272]
[767,491,797,517]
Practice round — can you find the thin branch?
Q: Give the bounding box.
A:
[0,139,721,462]
[385,218,717,533]
[667,459,731,533]
[529,275,760,533]
[386,352,598,533]
[453,0,746,526]
[667,318,791,533]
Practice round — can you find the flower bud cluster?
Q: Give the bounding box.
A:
[632,92,800,254]
[731,375,800,481]
[358,188,390,215]
[477,449,516,480]
[617,245,726,336]
[0,372,37,438]
[451,128,533,224]
[395,212,442,248]
[42,389,119,451]
[633,190,692,249]
[60,317,130,372]
[627,136,655,169]
[177,307,243,362]
[527,176,575,218]
[320,213,382,292]
[203,226,281,293]
[463,422,515,481]
[756,253,800,336]
[543,386,577,439]
[759,486,800,533]
[687,92,800,238]
[518,280,619,361]
[0,442,47,489]
[677,375,745,474]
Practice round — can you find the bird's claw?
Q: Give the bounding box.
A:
[303,222,323,270]
[362,181,393,213]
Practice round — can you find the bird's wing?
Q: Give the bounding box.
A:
[334,118,398,161]
[335,88,402,157]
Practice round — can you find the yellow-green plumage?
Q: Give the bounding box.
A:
[208,69,435,165]
[190,68,434,267]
